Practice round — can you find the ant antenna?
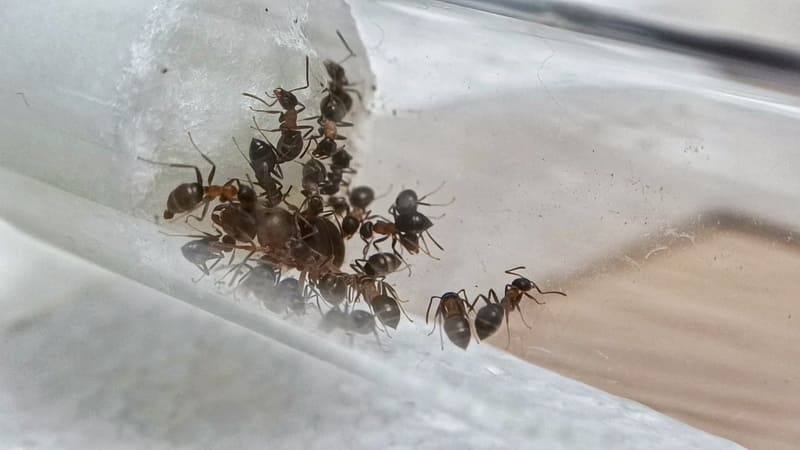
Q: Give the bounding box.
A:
[231,136,250,164]
[243,91,279,110]
[250,116,275,146]
[186,132,213,166]
[335,30,356,64]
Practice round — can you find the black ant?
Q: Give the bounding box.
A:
[320,30,363,122]
[427,290,473,350]
[138,132,238,220]
[160,229,226,282]
[394,211,444,255]
[235,260,281,309]
[470,266,566,347]
[340,185,390,239]
[274,277,321,316]
[232,136,289,207]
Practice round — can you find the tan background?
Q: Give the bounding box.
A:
[498,220,799,450]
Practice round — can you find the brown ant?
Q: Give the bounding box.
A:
[427,290,473,350]
[340,185,390,239]
[320,31,362,122]
[347,274,412,329]
[305,118,351,159]
[470,266,566,347]
[138,132,238,220]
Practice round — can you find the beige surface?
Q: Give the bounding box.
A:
[498,229,799,450]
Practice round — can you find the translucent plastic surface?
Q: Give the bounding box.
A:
[5,0,795,448]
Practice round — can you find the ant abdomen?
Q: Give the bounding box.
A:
[444,316,471,350]
[166,183,203,218]
[474,303,504,340]
[370,294,401,329]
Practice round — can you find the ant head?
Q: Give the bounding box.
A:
[348,185,375,210]
[359,220,374,238]
[323,60,347,84]
[394,189,419,216]
[272,88,299,110]
[238,184,256,205]
[512,277,532,292]
[341,215,360,237]
[306,195,325,215]
[331,148,352,168]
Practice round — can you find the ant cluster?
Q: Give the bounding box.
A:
[140,29,566,351]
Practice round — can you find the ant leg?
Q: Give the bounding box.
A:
[231,137,256,171]
[469,293,488,313]
[187,131,216,185]
[504,266,527,277]
[137,158,203,187]
[438,320,445,350]
[335,30,356,63]
[427,310,440,336]
[371,235,389,255]
[242,92,279,108]
[344,87,365,108]
[251,117,277,147]
[301,126,315,139]
[218,249,257,285]
[529,282,567,297]
[456,289,469,303]
[504,311,512,350]
[186,200,211,224]
[425,230,445,251]
[523,292,546,305]
[288,55,310,93]
[426,296,440,324]
[517,307,533,330]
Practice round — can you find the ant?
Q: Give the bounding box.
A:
[427,290,473,350]
[306,117,351,159]
[244,57,315,162]
[235,260,281,309]
[470,266,566,347]
[274,277,321,316]
[160,229,226,282]
[232,136,289,207]
[320,306,384,349]
[320,31,362,122]
[138,132,238,220]
[340,185,390,239]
